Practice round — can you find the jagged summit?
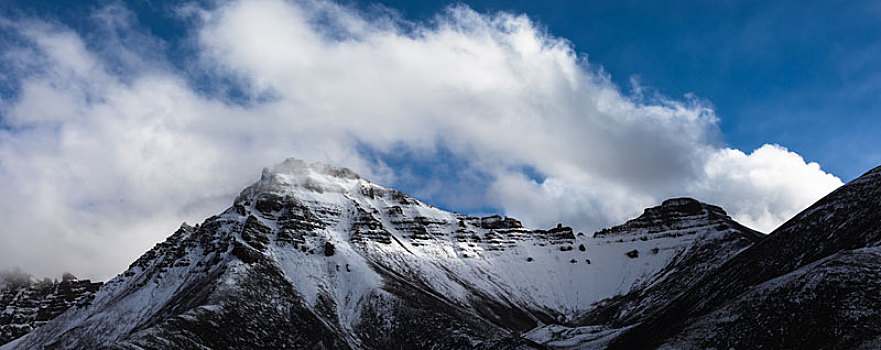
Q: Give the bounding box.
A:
[244,158,366,197]
[265,158,361,181]
[236,158,429,217]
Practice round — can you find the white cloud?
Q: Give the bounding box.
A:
[0,0,842,279]
[491,144,843,233]
[693,144,844,231]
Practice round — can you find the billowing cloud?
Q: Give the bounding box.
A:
[493,144,843,233]
[695,144,843,231]
[0,0,841,279]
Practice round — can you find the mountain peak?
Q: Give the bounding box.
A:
[240,159,369,200]
[660,197,702,209]
[644,197,729,221]
[264,158,361,181]
[594,197,740,239]
[657,197,729,219]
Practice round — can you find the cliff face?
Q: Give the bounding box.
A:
[0,271,101,346]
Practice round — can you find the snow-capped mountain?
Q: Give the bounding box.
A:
[12,159,881,349]
[0,271,101,345]
[3,159,762,349]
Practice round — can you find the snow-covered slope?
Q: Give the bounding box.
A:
[579,199,762,324]
[523,198,763,349]
[5,159,764,349]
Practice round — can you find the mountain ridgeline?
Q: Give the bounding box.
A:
[3,159,880,349]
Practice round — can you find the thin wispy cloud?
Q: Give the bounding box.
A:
[0,0,841,279]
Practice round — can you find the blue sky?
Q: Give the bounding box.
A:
[0,0,869,277]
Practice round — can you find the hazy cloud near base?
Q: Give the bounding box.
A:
[0,0,842,279]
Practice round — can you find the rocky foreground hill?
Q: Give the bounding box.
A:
[607,164,881,349]
[3,159,880,349]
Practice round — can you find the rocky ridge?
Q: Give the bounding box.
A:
[0,270,101,346]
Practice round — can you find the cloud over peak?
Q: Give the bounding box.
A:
[0,0,841,278]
